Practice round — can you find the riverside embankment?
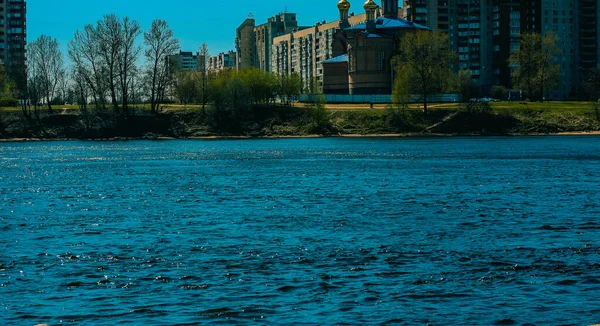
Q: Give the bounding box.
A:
[0,102,598,140]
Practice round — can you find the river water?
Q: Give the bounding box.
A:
[1,137,600,325]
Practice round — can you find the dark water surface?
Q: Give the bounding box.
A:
[1,137,600,325]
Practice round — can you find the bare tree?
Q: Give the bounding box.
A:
[128,65,143,107]
[72,67,96,130]
[72,67,88,110]
[117,17,142,115]
[27,35,64,113]
[58,70,69,105]
[90,14,142,115]
[144,19,180,113]
[198,43,210,111]
[69,24,108,110]
[96,14,122,111]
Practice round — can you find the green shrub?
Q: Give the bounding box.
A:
[462,101,492,114]
[490,86,509,100]
[207,72,252,133]
[305,95,332,134]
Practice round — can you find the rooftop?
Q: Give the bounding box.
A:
[346,17,432,31]
[323,54,349,64]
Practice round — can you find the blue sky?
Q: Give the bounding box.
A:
[28,0,377,56]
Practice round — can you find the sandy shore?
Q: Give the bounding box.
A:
[1,131,599,142]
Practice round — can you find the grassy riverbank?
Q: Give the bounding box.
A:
[0,102,598,140]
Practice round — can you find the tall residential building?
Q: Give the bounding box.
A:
[579,0,600,72]
[168,51,201,72]
[272,13,367,92]
[235,13,306,72]
[457,2,495,92]
[404,0,600,99]
[541,0,577,99]
[492,1,541,89]
[235,15,256,70]
[0,0,27,92]
[209,51,237,72]
[406,0,497,92]
[254,13,303,72]
[404,0,437,26]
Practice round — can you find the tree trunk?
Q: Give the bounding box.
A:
[122,57,129,116]
[47,95,53,114]
[110,74,118,112]
[423,92,428,115]
[150,64,158,113]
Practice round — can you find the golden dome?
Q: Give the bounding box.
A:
[338,0,351,11]
[363,0,378,10]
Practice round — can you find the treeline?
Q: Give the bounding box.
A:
[26,14,153,115]
[19,13,305,117]
[174,68,303,108]
[5,15,599,119]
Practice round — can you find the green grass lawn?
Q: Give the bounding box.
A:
[490,101,595,114]
[322,101,595,113]
[0,101,596,116]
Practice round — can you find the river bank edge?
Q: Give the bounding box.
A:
[2,104,599,141]
[2,131,600,142]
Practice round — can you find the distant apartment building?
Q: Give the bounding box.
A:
[235,15,256,70]
[541,0,600,99]
[541,0,576,99]
[0,0,27,92]
[403,0,436,26]
[209,51,236,72]
[235,12,307,72]
[255,13,304,72]
[403,0,600,99]
[405,0,498,93]
[271,13,367,92]
[492,1,541,89]
[579,0,600,73]
[168,51,201,72]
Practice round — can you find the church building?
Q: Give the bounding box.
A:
[323,0,431,95]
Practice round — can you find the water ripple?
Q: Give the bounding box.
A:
[1,137,600,325]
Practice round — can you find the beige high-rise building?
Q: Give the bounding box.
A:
[235,12,306,72]
[255,13,303,72]
[271,13,367,92]
[235,15,256,70]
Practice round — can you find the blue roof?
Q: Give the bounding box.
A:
[323,54,349,64]
[346,17,433,31]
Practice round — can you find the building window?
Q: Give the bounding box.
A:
[377,52,384,71]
